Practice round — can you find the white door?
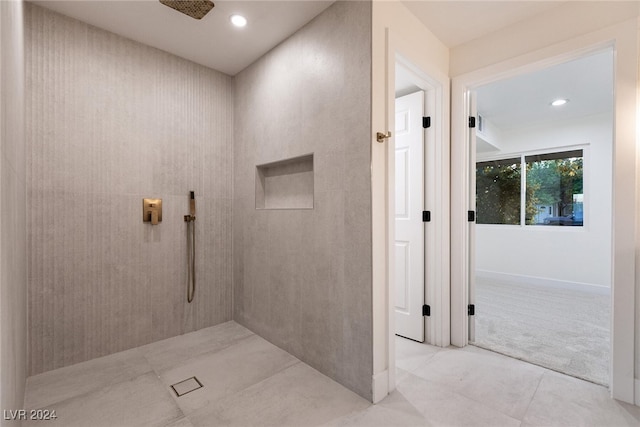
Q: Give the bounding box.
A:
[395,90,425,342]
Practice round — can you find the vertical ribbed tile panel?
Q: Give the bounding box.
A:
[25,4,233,376]
[233,1,373,400]
[1,0,28,412]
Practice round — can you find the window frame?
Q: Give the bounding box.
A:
[476,145,588,229]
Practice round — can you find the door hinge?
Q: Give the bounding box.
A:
[468,304,475,316]
[423,116,431,129]
[469,116,476,128]
[422,210,431,222]
[468,210,475,222]
[423,304,431,317]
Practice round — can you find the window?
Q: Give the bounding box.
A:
[476,158,521,225]
[476,149,583,226]
[525,150,583,226]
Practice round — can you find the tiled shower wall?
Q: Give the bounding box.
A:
[233,1,373,400]
[1,0,27,414]
[25,4,233,375]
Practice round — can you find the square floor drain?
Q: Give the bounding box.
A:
[170,376,203,397]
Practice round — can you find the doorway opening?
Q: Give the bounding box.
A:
[469,48,614,385]
[391,55,446,376]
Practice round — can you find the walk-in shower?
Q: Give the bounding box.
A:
[184,191,196,303]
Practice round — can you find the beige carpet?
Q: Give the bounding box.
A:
[472,277,610,385]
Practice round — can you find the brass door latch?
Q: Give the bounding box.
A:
[376,131,392,143]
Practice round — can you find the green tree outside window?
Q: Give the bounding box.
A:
[476,150,583,226]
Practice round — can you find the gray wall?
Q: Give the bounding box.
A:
[233,1,373,400]
[0,0,27,418]
[25,4,234,375]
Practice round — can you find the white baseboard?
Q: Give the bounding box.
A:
[372,370,389,404]
[476,270,610,295]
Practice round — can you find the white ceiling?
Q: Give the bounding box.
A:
[397,45,613,133]
[31,0,614,129]
[476,49,614,131]
[33,1,572,77]
[32,0,335,76]
[401,1,566,48]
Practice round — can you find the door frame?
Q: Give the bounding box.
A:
[374,28,450,400]
[450,22,638,403]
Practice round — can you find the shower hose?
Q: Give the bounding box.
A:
[186,217,196,303]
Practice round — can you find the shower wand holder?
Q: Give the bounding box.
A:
[184,214,196,222]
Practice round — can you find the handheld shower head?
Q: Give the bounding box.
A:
[189,191,196,217]
[185,190,196,303]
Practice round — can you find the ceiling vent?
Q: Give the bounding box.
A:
[159,0,215,20]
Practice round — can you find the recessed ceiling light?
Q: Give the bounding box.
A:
[230,14,247,27]
[551,99,568,107]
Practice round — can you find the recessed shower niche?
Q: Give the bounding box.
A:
[256,154,314,209]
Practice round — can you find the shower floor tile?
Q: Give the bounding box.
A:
[24,322,640,427]
[139,321,253,372]
[23,372,183,427]
[166,417,195,427]
[188,362,369,427]
[25,347,152,410]
[158,334,299,415]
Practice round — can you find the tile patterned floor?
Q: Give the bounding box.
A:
[23,322,640,426]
